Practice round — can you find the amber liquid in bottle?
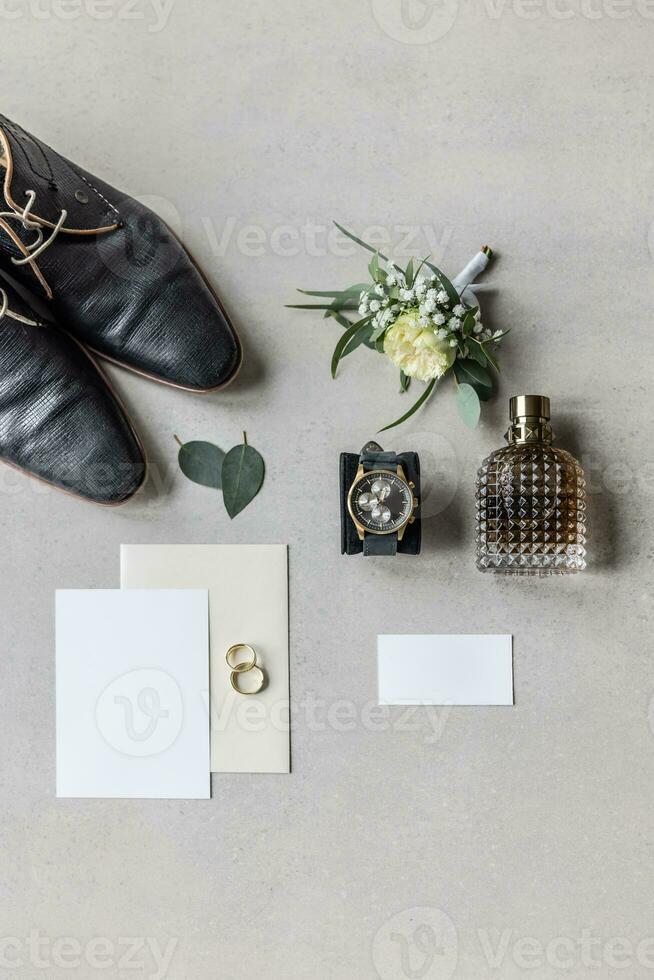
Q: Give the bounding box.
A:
[476,395,587,575]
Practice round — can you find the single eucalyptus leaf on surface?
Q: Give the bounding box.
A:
[454,359,493,400]
[379,378,436,432]
[222,434,265,519]
[175,438,225,489]
[456,383,481,428]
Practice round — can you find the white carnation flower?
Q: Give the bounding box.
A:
[383,310,456,383]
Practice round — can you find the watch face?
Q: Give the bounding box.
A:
[349,470,413,534]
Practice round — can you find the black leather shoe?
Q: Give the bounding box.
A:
[0,115,242,392]
[0,280,145,504]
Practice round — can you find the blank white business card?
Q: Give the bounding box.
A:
[377,634,513,706]
[56,589,210,799]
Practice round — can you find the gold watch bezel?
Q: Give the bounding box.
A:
[347,465,417,540]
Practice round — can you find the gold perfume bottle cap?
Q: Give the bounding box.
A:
[509,395,550,420]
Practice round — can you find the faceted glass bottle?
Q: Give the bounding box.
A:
[476,395,587,574]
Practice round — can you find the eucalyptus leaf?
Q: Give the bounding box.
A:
[404,257,414,287]
[175,438,225,489]
[325,309,351,329]
[466,338,487,367]
[331,314,373,377]
[455,383,481,428]
[297,285,367,298]
[333,222,390,261]
[454,358,493,395]
[461,309,478,337]
[379,378,436,432]
[342,321,373,357]
[412,255,430,284]
[222,434,265,519]
[423,260,460,307]
[368,252,381,282]
[285,300,358,310]
[481,342,501,372]
[369,320,390,343]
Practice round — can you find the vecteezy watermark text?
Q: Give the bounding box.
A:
[0,932,177,979]
[0,0,176,32]
[201,218,453,261]
[371,0,654,46]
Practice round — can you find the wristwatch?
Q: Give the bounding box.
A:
[346,441,419,556]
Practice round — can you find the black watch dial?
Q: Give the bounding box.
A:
[349,470,413,534]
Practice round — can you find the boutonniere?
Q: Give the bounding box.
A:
[288,224,506,430]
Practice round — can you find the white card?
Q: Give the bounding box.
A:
[378,634,513,706]
[56,589,210,799]
[121,545,290,774]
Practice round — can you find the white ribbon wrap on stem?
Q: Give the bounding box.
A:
[452,247,493,309]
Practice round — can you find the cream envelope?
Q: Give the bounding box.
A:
[121,545,290,774]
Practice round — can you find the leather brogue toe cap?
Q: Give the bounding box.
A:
[0,283,145,505]
[0,114,242,392]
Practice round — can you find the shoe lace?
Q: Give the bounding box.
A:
[0,189,67,266]
[0,287,41,327]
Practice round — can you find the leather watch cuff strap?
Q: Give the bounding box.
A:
[363,533,398,556]
[361,451,398,472]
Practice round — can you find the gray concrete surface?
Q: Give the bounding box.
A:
[1,1,652,977]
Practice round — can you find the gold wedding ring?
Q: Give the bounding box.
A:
[226,643,257,673]
[226,643,265,695]
[229,664,265,696]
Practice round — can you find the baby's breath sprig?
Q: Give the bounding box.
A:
[287,223,504,429]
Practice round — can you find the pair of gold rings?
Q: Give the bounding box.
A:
[226,643,265,696]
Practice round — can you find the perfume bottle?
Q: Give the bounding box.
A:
[476,395,587,574]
